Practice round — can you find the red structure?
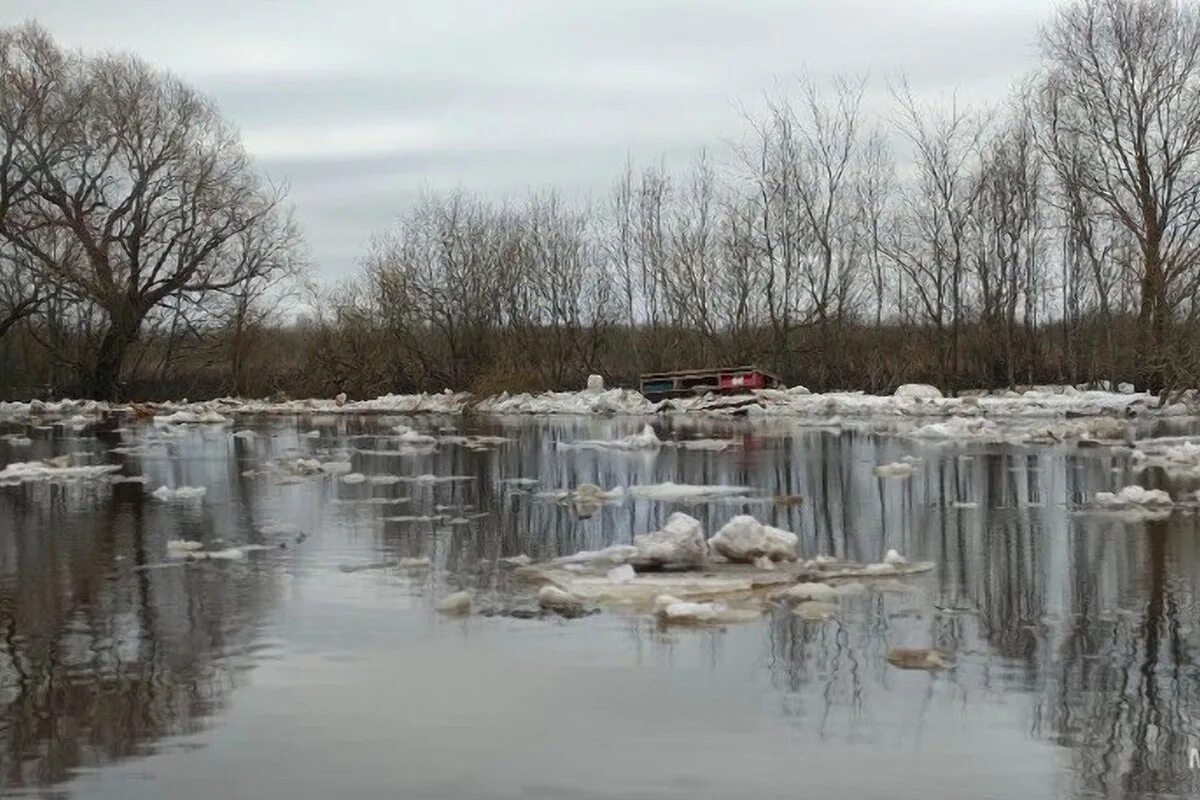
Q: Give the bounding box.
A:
[639,365,782,401]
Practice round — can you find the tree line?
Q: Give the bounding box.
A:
[3,0,1200,401]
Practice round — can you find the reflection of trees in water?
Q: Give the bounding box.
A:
[735,431,1200,798]
[6,417,1195,795]
[0,480,280,792]
[1046,517,1200,799]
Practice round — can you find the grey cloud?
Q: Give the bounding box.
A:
[5,0,1054,280]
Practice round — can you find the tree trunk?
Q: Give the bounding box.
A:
[88,311,141,400]
[1137,247,1168,394]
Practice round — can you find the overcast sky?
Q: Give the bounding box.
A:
[6,0,1053,281]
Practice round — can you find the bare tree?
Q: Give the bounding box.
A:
[883,81,987,391]
[1040,0,1200,391]
[0,28,295,398]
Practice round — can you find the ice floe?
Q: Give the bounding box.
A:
[632,512,708,568]
[151,485,207,502]
[0,459,122,483]
[436,591,472,615]
[627,482,753,502]
[708,516,798,563]
[875,458,922,478]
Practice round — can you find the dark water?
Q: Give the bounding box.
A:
[1,414,1199,799]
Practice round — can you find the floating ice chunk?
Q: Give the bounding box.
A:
[151,485,207,502]
[633,512,707,567]
[537,585,583,613]
[655,594,718,623]
[652,593,760,625]
[335,392,348,407]
[628,482,752,502]
[200,547,246,560]
[0,460,122,482]
[319,461,353,475]
[779,582,838,602]
[341,472,367,484]
[708,516,798,563]
[502,554,533,567]
[607,564,636,585]
[170,544,246,561]
[793,601,839,621]
[393,424,437,445]
[398,557,431,568]
[894,384,943,400]
[560,424,661,451]
[552,544,639,566]
[1095,485,1173,507]
[436,591,472,615]
[501,478,540,487]
[586,374,605,393]
[292,458,322,475]
[1118,382,1135,395]
[875,459,921,479]
[884,549,909,566]
[912,418,1003,440]
[232,430,257,440]
[154,409,230,425]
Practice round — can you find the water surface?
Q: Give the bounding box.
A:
[1,414,1198,799]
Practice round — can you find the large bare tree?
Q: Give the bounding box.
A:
[1040,0,1200,391]
[0,25,295,398]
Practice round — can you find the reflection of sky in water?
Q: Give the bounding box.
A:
[0,415,1199,798]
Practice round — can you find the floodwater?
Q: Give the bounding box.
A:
[1,414,1199,799]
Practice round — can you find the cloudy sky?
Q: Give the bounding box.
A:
[7,0,1053,281]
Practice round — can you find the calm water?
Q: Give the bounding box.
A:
[1,414,1199,799]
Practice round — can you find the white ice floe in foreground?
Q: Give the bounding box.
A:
[633,512,708,568]
[708,516,798,563]
[513,521,933,626]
